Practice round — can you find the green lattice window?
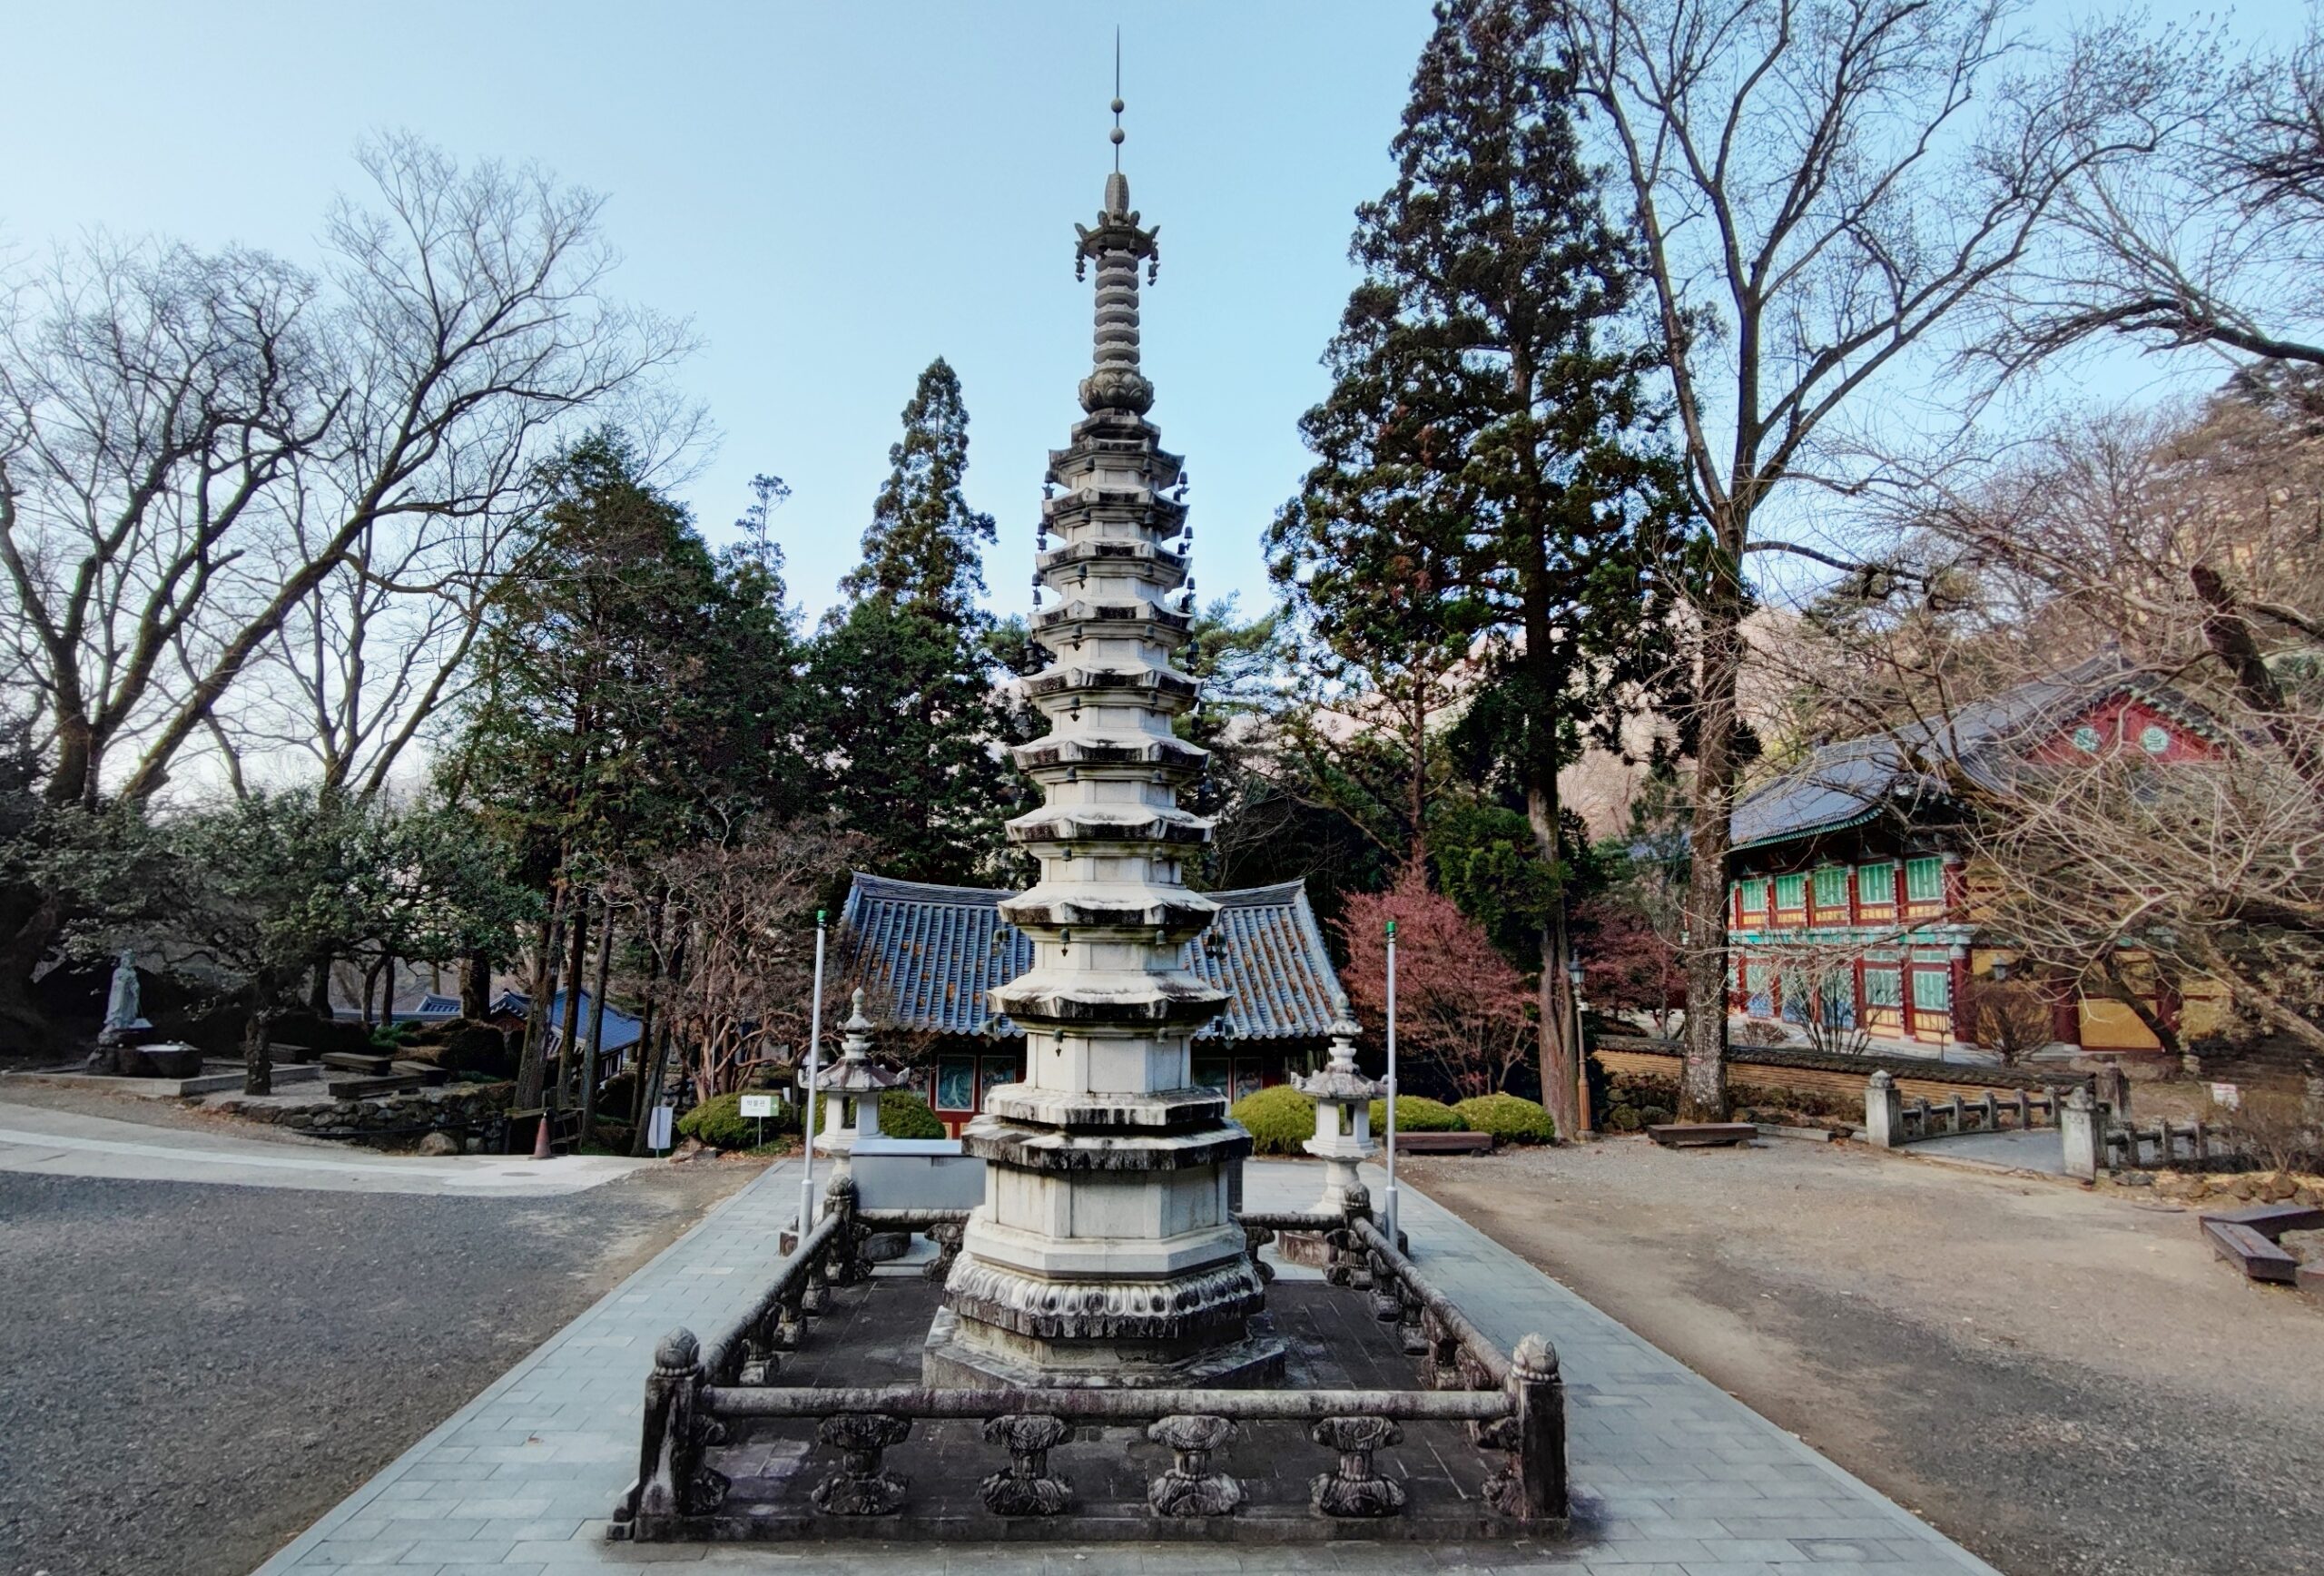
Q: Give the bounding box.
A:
[1905,856,1945,903]
[1857,861,1896,905]
[1738,878,1768,915]
[1864,967,1902,1007]
[1774,872,1807,912]
[1813,866,1849,911]
[1911,968,1951,1011]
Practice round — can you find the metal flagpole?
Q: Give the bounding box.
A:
[1383,916,1399,1243]
[799,910,827,1236]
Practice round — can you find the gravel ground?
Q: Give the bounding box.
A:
[1405,1138,2324,1576]
[0,1160,752,1576]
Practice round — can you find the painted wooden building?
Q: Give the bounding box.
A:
[838,872,1347,1137]
[1724,656,2233,1057]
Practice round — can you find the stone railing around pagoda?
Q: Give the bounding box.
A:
[608,1184,1567,1542]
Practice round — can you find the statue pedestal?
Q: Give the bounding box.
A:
[921,1305,1284,1391]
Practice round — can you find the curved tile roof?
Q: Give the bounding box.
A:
[1728,653,2234,852]
[839,872,1345,1043]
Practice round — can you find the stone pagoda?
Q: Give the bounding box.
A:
[923,103,1282,1391]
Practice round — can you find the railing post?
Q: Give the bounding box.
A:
[812,1412,912,1515]
[1147,1414,1242,1517]
[1865,1069,1903,1148]
[2061,1085,2101,1181]
[922,1216,964,1283]
[1310,1416,1405,1517]
[1484,1333,1566,1522]
[633,1328,727,1524]
[980,1413,1072,1516]
[823,1172,869,1285]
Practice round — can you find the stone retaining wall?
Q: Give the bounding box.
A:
[212,1081,513,1149]
[1595,1035,2069,1113]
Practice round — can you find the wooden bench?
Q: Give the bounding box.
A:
[1388,1130,1494,1155]
[318,1051,395,1076]
[390,1060,450,1088]
[2205,1202,2324,1236]
[2202,1218,2301,1285]
[326,1072,428,1098]
[1648,1122,1759,1148]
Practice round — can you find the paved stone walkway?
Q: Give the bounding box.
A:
[0,1098,645,1196]
[1913,1128,2068,1177]
[252,1160,2004,1575]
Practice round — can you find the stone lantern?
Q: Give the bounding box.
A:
[1293,1016,1381,1213]
[813,990,905,1183]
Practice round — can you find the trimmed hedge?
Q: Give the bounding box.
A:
[1368,1095,1465,1134]
[676,1092,753,1149]
[879,1091,946,1139]
[1453,1093,1555,1146]
[1231,1085,1317,1156]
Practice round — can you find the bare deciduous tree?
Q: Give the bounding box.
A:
[611,819,862,1108]
[0,133,693,812]
[1778,389,2324,1059]
[1558,0,2193,1117]
[2004,19,2324,371]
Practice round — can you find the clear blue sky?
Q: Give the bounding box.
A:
[0,2,2298,626]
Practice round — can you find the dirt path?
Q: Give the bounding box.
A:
[1406,1138,2324,1576]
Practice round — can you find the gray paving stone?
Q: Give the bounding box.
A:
[254,1160,2002,1576]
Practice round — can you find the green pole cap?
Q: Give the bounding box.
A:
[1384,919,1396,937]
[816,909,827,925]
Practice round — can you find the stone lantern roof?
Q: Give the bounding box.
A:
[814,990,908,1096]
[1295,1016,1383,1104]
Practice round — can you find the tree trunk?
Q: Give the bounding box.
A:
[515,883,566,1109]
[307,955,332,1016]
[1525,778,1580,1140]
[580,897,614,1142]
[461,950,490,1019]
[360,956,386,1026]
[0,885,61,1059]
[1679,567,1745,1122]
[629,918,684,1158]
[629,896,665,1133]
[243,969,278,1096]
[553,896,590,1109]
[2188,564,2324,801]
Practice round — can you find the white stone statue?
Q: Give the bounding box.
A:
[102,950,143,1038]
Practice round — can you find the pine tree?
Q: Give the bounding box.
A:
[449,429,803,1104]
[839,357,995,625]
[1266,0,1688,1136]
[807,360,1015,884]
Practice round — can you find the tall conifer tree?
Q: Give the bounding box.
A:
[808,359,1014,883]
[1268,0,1686,1135]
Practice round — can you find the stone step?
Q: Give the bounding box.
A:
[1647,1122,1759,1148]
[1388,1131,1493,1155]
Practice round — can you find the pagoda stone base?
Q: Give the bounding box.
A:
[921,1305,1285,1390]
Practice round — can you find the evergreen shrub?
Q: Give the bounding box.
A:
[1368,1095,1465,1133]
[1231,1085,1317,1155]
[879,1091,947,1139]
[1452,1093,1555,1145]
[676,1092,753,1149]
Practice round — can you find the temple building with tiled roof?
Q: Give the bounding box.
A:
[837,871,1345,1136]
[1725,655,2236,1059]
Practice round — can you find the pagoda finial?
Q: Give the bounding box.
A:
[1074,36,1160,417]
